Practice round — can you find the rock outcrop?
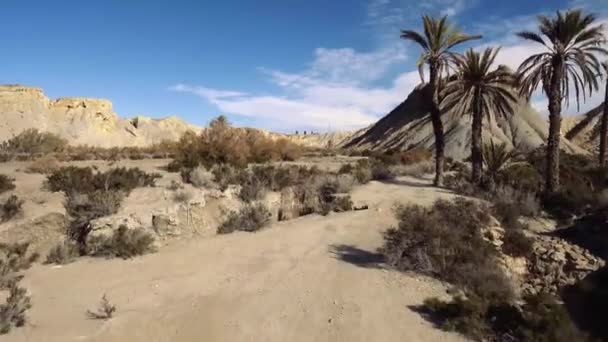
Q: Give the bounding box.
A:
[0,85,201,147]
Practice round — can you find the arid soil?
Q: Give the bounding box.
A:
[1,158,466,342]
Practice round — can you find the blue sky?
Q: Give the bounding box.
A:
[1,0,607,132]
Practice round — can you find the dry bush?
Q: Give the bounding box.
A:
[0,175,15,194]
[211,164,240,191]
[1,196,24,222]
[167,180,183,191]
[25,156,60,174]
[238,175,267,203]
[0,284,32,334]
[0,129,67,154]
[187,166,216,188]
[87,225,155,259]
[390,160,434,178]
[45,166,95,193]
[370,161,395,181]
[169,116,303,172]
[172,190,193,204]
[490,185,540,229]
[502,229,534,258]
[45,240,80,265]
[217,204,271,234]
[86,294,116,320]
[398,148,433,164]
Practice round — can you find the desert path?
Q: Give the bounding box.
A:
[6,177,465,342]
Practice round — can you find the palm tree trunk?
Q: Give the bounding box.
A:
[429,63,445,186]
[471,88,483,184]
[545,58,564,194]
[599,79,608,167]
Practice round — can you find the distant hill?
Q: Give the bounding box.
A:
[563,102,606,154]
[0,85,201,147]
[342,84,585,160]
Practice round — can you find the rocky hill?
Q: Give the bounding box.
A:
[0,85,201,147]
[563,102,606,153]
[343,84,585,159]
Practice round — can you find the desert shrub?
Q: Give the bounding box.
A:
[167,180,183,191]
[353,162,372,184]
[0,129,67,154]
[421,293,587,342]
[1,196,24,222]
[238,174,267,203]
[46,166,159,194]
[0,284,32,334]
[381,199,512,298]
[217,204,271,234]
[502,229,534,258]
[170,116,302,171]
[211,164,241,191]
[87,225,155,259]
[45,240,80,265]
[0,175,15,194]
[91,167,160,193]
[398,148,433,164]
[45,166,95,193]
[172,190,193,204]
[491,185,540,225]
[25,156,61,174]
[390,160,434,178]
[443,172,477,196]
[370,161,395,181]
[0,243,39,289]
[332,195,353,213]
[64,191,124,252]
[187,166,216,188]
[338,163,354,175]
[497,163,542,193]
[87,294,116,320]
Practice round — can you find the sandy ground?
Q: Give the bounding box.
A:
[1,158,466,342]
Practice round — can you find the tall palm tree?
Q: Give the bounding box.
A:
[516,9,607,193]
[600,61,608,166]
[400,15,481,186]
[442,48,517,183]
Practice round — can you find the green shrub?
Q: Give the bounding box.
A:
[46,166,159,194]
[217,204,271,234]
[87,226,155,259]
[0,175,15,194]
[381,199,512,299]
[1,196,24,222]
[0,129,67,154]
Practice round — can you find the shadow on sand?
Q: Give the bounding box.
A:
[328,244,386,269]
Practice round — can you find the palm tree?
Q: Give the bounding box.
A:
[442,48,517,183]
[516,9,607,193]
[600,61,608,166]
[400,15,481,186]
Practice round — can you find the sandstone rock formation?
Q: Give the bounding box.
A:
[343,84,586,160]
[0,85,201,147]
[563,102,606,153]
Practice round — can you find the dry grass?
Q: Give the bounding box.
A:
[217,204,271,234]
[25,156,61,174]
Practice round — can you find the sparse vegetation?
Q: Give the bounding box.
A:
[0,175,16,194]
[217,204,271,234]
[87,225,155,259]
[1,195,24,222]
[25,155,61,174]
[45,240,80,265]
[86,294,116,320]
[0,129,67,154]
[0,284,32,334]
[46,166,160,195]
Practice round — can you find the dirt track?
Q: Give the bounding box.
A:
[5,177,465,342]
